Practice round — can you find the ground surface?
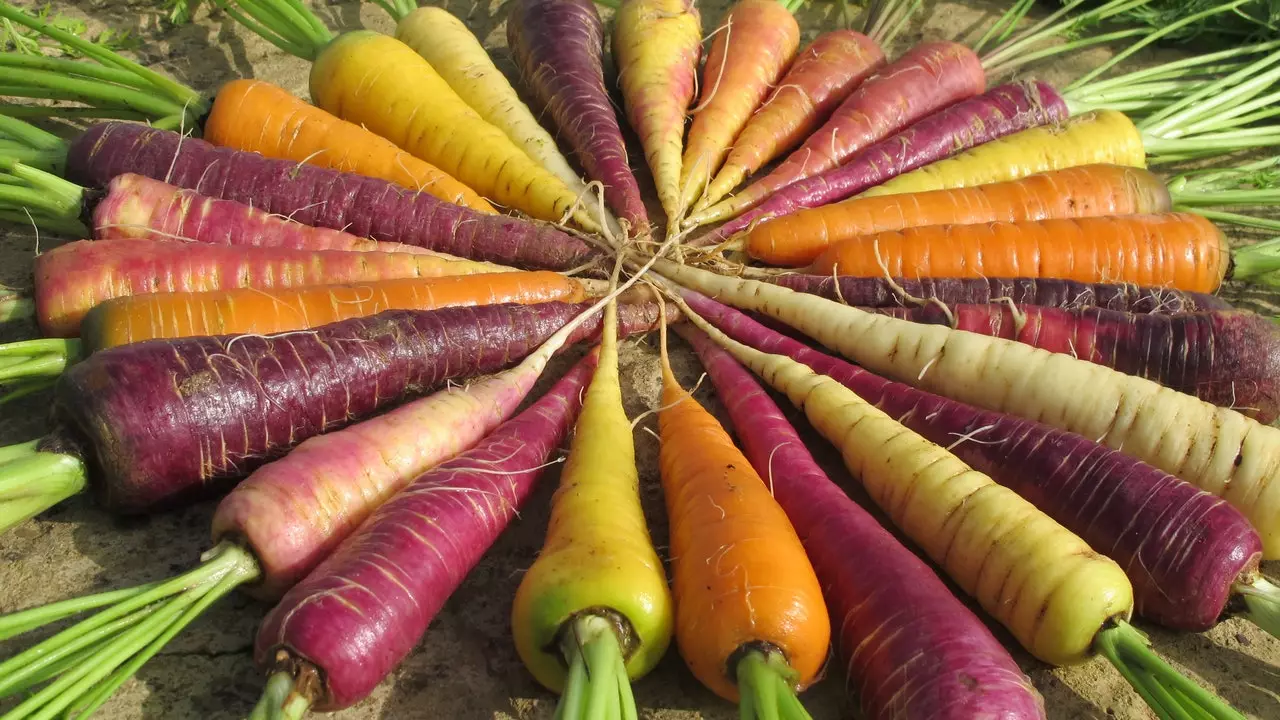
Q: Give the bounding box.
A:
[0,0,1278,718]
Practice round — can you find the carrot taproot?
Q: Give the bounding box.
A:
[675,321,1047,719]
[657,260,1280,560]
[76,272,585,351]
[216,0,602,231]
[203,79,496,213]
[678,0,800,212]
[803,211,1275,294]
[745,164,1172,266]
[655,320,828,716]
[767,274,1231,314]
[612,0,703,223]
[64,123,601,271]
[511,294,673,718]
[507,0,650,231]
[670,293,1246,720]
[860,109,1147,199]
[690,41,986,225]
[691,81,1069,242]
[695,30,886,212]
[30,238,503,338]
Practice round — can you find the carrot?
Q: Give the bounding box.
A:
[655,320,828,716]
[669,293,1246,720]
[657,261,1280,560]
[203,79,496,213]
[745,164,1174,266]
[804,211,1280,294]
[695,30,886,213]
[217,0,602,231]
[612,0,703,223]
[76,272,586,351]
[678,0,801,213]
[676,321,1047,719]
[380,3,607,229]
[691,41,986,225]
[511,294,673,717]
[30,238,503,338]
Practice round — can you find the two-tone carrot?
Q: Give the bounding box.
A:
[612,0,703,224]
[693,29,886,213]
[677,0,801,213]
[806,211,1280,294]
[656,320,828,717]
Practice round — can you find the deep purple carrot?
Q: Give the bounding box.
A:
[675,323,1047,719]
[507,0,649,231]
[250,351,597,713]
[767,273,1232,314]
[694,81,1069,245]
[0,301,662,527]
[682,290,1277,634]
[863,302,1280,422]
[64,122,601,270]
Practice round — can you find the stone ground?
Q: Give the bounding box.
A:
[1,0,1278,718]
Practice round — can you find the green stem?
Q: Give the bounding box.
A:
[0,208,86,236]
[0,451,86,533]
[553,614,635,720]
[0,113,62,151]
[1172,188,1280,207]
[0,287,32,323]
[0,183,78,219]
[0,605,160,698]
[0,439,37,465]
[1231,235,1280,283]
[1141,48,1280,136]
[212,0,333,61]
[1186,208,1280,234]
[985,27,1147,78]
[0,580,166,642]
[369,0,417,22]
[3,626,125,697]
[592,0,619,7]
[0,104,151,123]
[0,68,187,123]
[0,378,56,406]
[1234,576,1280,641]
[972,0,1034,55]
[0,54,157,91]
[735,649,811,720]
[0,157,84,215]
[1072,40,1280,96]
[1094,620,1244,720]
[0,338,83,383]
[980,0,1148,72]
[248,672,296,720]
[1144,130,1280,159]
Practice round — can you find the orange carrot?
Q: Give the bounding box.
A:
[77,272,584,351]
[678,0,800,212]
[656,319,829,716]
[806,212,1232,293]
[204,79,497,214]
[747,164,1174,266]
[695,30,885,213]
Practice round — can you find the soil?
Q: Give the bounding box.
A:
[0,1,1278,718]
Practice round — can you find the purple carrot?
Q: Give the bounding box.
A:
[64,122,601,270]
[0,301,661,527]
[251,351,597,713]
[694,81,1068,245]
[862,302,1280,422]
[674,323,1047,719]
[767,273,1232,314]
[507,0,649,231]
[683,290,1273,633]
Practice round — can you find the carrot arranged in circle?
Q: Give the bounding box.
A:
[747,164,1174,266]
[204,79,496,214]
[655,321,828,716]
[678,0,800,212]
[77,272,586,351]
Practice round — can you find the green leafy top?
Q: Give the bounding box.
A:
[0,3,137,56]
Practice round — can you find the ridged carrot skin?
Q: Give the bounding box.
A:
[253,353,597,710]
[508,0,649,229]
[78,272,585,352]
[613,0,702,222]
[92,173,496,259]
[860,109,1147,198]
[678,323,1047,718]
[678,0,800,211]
[878,302,1280,423]
[694,41,986,224]
[747,164,1172,266]
[695,81,1068,243]
[657,337,828,705]
[768,274,1231,314]
[52,300,662,514]
[696,30,885,212]
[203,79,495,213]
[807,212,1231,294]
[32,238,500,337]
[685,292,1262,633]
[66,123,600,270]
